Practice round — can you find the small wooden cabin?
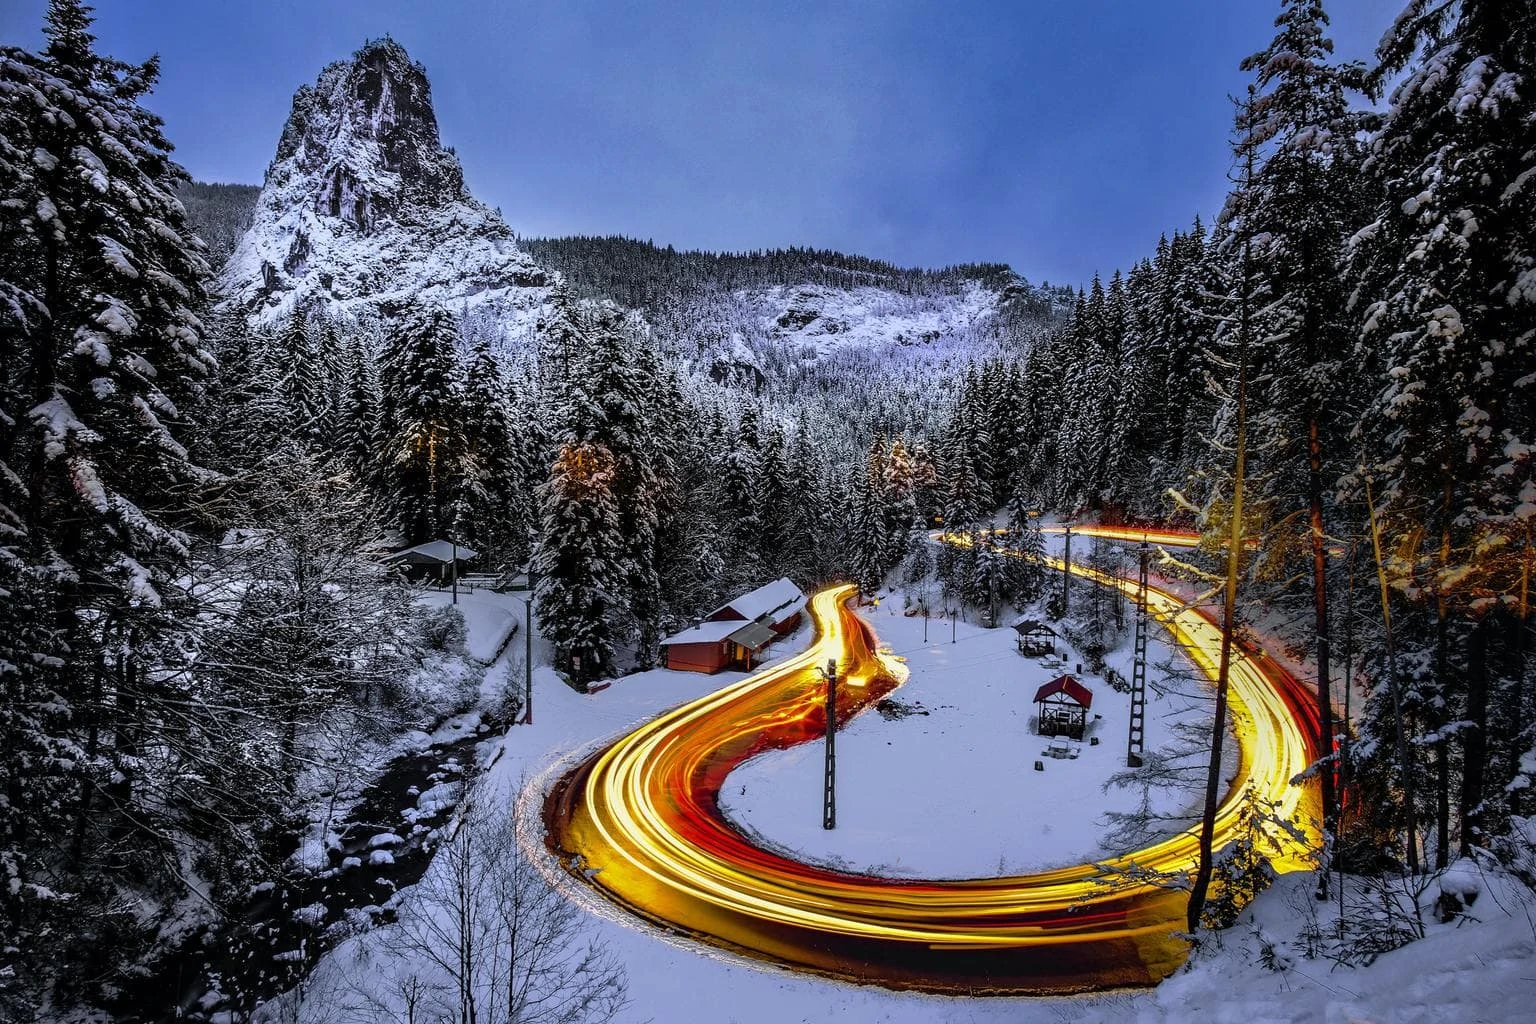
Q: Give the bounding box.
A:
[660,578,807,674]
[705,577,806,635]
[1034,674,1093,740]
[383,539,479,585]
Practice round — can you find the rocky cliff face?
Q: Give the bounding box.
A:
[220,38,549,326]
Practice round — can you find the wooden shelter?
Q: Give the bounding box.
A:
[1011,618,1058,657]
[1034,674,1093,740]
[382,539,478,585]
[704,577,806,635]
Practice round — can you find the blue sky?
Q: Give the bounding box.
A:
[1,0,1401,286]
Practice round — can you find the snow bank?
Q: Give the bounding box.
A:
[417,589,520,663]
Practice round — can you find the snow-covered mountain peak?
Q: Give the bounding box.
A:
[219,38,550,326]
[271,38,458,223]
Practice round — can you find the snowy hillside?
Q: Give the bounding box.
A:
[523,235,1070,383]
[218,39,551,327]
[682,280,999,383]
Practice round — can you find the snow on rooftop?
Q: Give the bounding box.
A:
[714,576,805,623]
[383,539,479,564]
[659,620,740,646]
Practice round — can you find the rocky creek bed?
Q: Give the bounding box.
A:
[109,714,505,1023]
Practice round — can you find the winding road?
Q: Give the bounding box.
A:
[544,526,1322,993]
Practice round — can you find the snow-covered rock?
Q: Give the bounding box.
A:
[219,38,551,328]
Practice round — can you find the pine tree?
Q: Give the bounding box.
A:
[758,424,794,574]
[0,1,217,1004]
[1003,487,1047,605]
[850,463,887,595]
[377,301,465,540]
[1238,0,1370,889]
[881,437,920,572]
[939,387,993,532]
[457,335,520,557]
[784,415,830,580]
[1349,0,1536,861]
[539,302,665,666]
[533,442,627,687]
[270,311,328,441]
[337,333,379,483]
[718,421,765,586]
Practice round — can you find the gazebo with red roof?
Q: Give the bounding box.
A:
[1034,674,1093,740]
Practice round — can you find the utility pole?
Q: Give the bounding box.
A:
[1062,525,1073,615]
[819,659,838,829]
[450,537,458,605]
[1127,539,1149,768]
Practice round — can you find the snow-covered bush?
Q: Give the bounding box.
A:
[416,603,468,655]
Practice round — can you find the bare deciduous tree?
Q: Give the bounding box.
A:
[395,775,628,1024]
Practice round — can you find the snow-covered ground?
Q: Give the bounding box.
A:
[263,576,1536,1024]
[719,592,1208,877]
[418,587,521,664]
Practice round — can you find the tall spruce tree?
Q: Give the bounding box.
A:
[1349,0,1536,863]
[533,442,627,687]
[377,301,465,541]
[0,1,216,1006]
[1239,0,1370,889]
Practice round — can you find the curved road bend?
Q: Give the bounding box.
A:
[545,529,1321,994]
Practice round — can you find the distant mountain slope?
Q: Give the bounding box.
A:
[523,235,1071,384]
[520,235,1034,308]
[177,181,260,267]
[217,38,550,327]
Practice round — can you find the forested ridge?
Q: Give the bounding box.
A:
[1,0,1533,1019]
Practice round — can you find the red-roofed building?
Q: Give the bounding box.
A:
[1034,675,1093,739]
[659,578,807,674]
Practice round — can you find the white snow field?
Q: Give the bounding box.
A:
[263,581,1536,1024]
[719,592,1208,878]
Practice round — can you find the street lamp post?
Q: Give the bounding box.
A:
[521,567,536,725]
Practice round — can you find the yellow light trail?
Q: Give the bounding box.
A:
[544,528,1320,993]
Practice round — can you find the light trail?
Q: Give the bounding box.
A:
[544,528,1320,993]
[1039,523,1203,549]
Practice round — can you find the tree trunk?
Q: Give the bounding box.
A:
[1459,615,1490,858]
[1512,528,1531,816]
[1188,183,1251,935]
[23,223,61,547]
[1431,564,1443,872]
[69,634,109,870]
[1306,416,1336,899]
[1364,473,1419,874]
